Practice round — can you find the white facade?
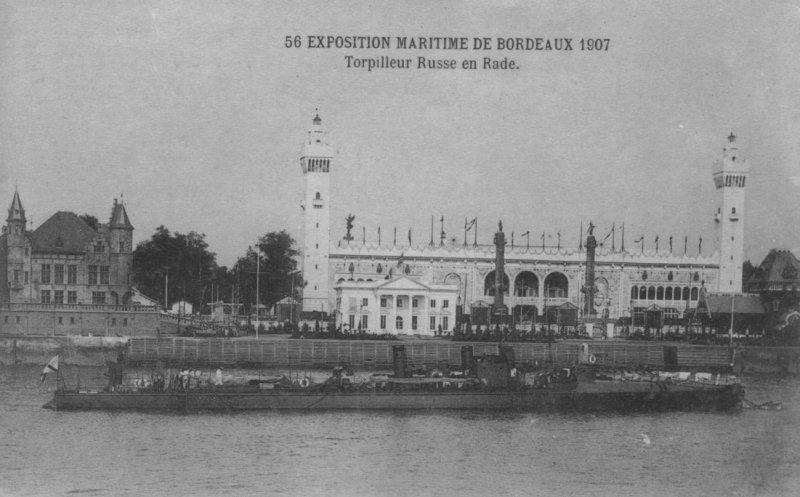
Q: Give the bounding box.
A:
[300,114,333,313]
[298,119,748,323]
[334,276,459,335]
[712,133,749,293]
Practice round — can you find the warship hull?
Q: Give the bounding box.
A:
[44,383,744,413]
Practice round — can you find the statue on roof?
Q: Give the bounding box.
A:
[344,214,355,242]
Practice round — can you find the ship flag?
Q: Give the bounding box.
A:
[40,355,59,383]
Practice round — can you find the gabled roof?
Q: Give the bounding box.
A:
[697,292,764,316]
[30,212,97,254]
[747,249,800,291]
[375,275,432,291]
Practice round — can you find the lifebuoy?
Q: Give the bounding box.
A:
[589,354,597,365]
[300,377,311,388]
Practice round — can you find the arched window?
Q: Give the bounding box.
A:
[665,287,673,300]
[631,285,638,300]
[639,286,647,300]
[395,316,403,330]
[484,271,510,296]
[691,288,699,300]
[656,287,664,300]
[647,286,655,300]
[674,286,682,300]
[682,287,690,300]
[544,272,569,298]
[514,271,540,297]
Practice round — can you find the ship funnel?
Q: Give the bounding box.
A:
[392,345,408,378]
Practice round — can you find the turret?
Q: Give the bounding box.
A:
[6,190,26,239]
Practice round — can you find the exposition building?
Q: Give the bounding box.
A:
[298,115,750,336]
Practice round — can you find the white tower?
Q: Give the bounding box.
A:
[712,132,749,293]
[300,113,333,314]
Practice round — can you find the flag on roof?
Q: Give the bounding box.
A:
[40,355,59,383]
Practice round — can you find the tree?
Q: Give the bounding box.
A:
[132,226,219,311]
[231,230,301,313]
[79,214,99,231]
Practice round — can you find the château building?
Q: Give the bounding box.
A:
[297,115,748,334]
[0,191,159,336]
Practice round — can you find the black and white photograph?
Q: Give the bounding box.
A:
[1,1,799,496]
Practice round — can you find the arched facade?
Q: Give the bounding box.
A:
[543,272,569,298]
[514,271,539,297]
[484,271,509,296]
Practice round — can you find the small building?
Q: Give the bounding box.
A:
[694,289,765,334]
[334,276,458,335]
[273,297,301,324]
[746,249,800,313]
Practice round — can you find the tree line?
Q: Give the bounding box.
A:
[131,226,301,314]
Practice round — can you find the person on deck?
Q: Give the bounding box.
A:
[215,367,223,386]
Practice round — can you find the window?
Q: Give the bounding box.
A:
[100,266,110,285]
[395,316,403,330]
[123,318,128,326]
[111,318,117,326]
[430,316,436,330]
[443,300,449,308]
[54,264,64,284]
[67,291,77,304]
[397,299,403,308]
[412,298,419,308]
[362,298,369,307]
[16,316,21,324]
[58,317,63,325]
[380,297,387,308]
[67,265,77,284]
[92,292,106,304]
[70,317,75,324]
[41,290,51,304]
[119,241,125,252]
[41,264,51,284]
[430,299,436,308]
[54,290,64,304]
[412,316,418,330]
[13,269,19,283]
[94,242,104,253]
[380,315,386,329]
[89,266,98,285]
[24,271,28,284]
[361,315,368,329]
[442,317,449,330]
[348,315,355,329]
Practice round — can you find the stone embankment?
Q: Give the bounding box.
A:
[0,335,127,366]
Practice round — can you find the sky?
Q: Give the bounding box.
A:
[1,0,799,267]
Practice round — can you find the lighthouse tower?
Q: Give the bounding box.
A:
[712,133,749,293]
[300,113,333,314]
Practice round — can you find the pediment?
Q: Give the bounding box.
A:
[375,276,431,292]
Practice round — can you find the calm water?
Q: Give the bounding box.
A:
[1,364,799,497]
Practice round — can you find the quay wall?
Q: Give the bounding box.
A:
[126,338,800,374]
[0,303,162,337]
